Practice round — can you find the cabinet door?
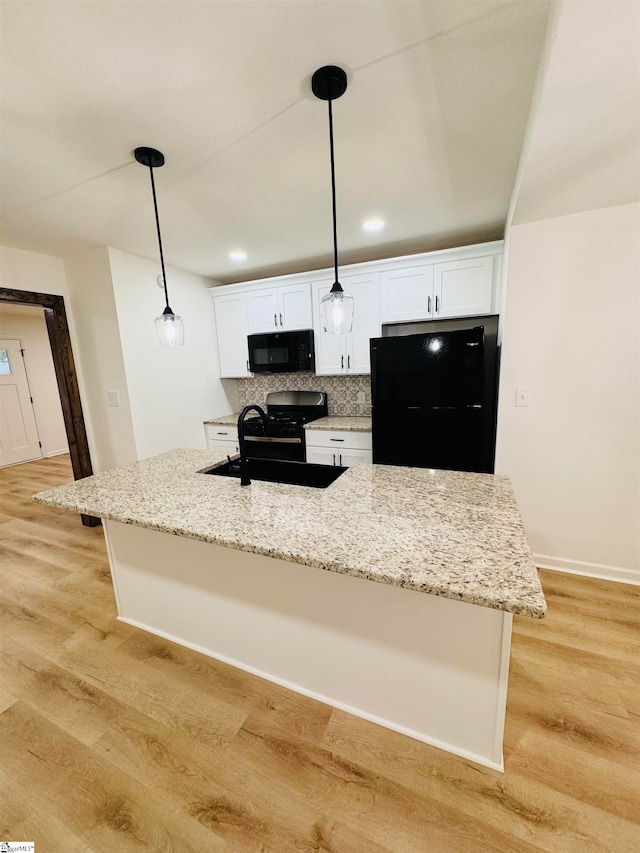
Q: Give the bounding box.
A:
[213,293,251,377]
[336,448,372,467]
[343,273,380,374]
[207,438,240,454]
[379,265,434,323]
[433,257,493,318]
[305,446,337,466]
[279,282,312,331]
[311,280,347,375]
[247,288,280,334]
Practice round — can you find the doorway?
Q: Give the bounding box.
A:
[0,336,42,466]
[0,287,98,526]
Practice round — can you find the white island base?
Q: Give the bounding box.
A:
[105,519,513,771]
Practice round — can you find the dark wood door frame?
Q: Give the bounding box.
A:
[1,287,99,527]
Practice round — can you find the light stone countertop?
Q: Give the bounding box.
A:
[204,414,238,426]
[305,416,372,432]
[33,449,546,619]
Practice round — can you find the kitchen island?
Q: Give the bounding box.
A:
[34,448,545,771]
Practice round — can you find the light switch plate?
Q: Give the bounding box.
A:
[356,390,366,404]
[107,390,120,407]
[515,387,530,407]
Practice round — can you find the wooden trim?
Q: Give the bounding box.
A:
[0,287,99,527]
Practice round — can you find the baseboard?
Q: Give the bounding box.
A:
[534,553,640,586]
[45,448,69,458]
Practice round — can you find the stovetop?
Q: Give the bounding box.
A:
[242,390,328,438]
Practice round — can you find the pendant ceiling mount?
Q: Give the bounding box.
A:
[311,66,347,102]
[134,146,165,169]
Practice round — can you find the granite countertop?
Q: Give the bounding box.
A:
[204,414,238,426]
[34,449,546,619]
[305,416,372,432]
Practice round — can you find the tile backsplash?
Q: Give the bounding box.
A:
[237,373,371,416]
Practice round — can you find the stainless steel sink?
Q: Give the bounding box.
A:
[204,457,347,488]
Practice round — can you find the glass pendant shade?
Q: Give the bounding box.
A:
[320,285,354,334]
[155,307,185,346]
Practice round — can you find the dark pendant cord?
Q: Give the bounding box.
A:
[147,163,171,311]
[328,97,341,292]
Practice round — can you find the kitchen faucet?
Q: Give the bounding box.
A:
[237,404,268,486]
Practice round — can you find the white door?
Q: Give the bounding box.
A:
[279,282,312,331]
[379,265,434,323]
[247,288,280,334]
[433,257,494,318]
[311,280,347,375]
[0,338,42,467]
[343,273,380,374]
[213,293,252,377]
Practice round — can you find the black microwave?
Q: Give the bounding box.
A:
[248,329,315,374]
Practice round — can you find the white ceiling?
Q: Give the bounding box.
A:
[513,0,640,225]
[0,0,550,283]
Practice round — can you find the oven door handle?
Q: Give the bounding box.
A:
[243,435,303,444]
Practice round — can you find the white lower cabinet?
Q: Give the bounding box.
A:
[306,429,372,466]
[205,424,239,455]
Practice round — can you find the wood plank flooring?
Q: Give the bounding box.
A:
[1,454,638,852]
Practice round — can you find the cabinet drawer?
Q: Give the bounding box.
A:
[305,429,372,451]
[205,424,238,442]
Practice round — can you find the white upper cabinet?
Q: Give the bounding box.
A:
[210,242,502,379]
[380,265,434,323]
[433,256,493,318]
[344,273,381,374]
[311,272,380,375]
[380,253,497,323]
[247,282,312,334]
[212,292,252,378]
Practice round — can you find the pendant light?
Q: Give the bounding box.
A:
[312,66,354,335]
[134,146,184,346]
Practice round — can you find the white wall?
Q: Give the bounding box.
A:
[0,244,69,297]
[63,248,138,472]
[0,303,68,456]
[496,202,639,583]
[108,248,237,459]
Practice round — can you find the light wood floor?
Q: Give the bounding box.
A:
[0,455,638,852]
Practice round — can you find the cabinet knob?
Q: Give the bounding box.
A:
[341,355,344,369]
[246,359,250,371]
[435,295,439,314]
[279,313,283,326]
[274,313,278,327]
[428,295,432,314]
[347,354,351,370]
[333,453,336,466]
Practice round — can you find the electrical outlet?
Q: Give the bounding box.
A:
[356,390,366,404]
[515,387,530,407]
[107,390,120,407]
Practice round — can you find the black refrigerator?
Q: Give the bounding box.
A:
[370,315,499,473]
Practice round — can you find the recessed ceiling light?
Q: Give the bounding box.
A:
[229,250,247,262]
[363,218,385,233]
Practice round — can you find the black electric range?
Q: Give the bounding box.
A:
[242,390,328,462]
